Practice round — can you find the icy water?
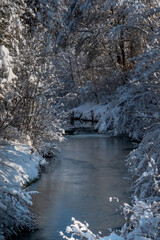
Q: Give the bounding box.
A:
[20,135,133,240]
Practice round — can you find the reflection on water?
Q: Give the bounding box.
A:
[20,135,133,240]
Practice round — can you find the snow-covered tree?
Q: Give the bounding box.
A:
[56,0,159,98]
[0,1,65,238]
[0,0,26,133]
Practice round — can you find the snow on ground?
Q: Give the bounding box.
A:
[0,141,46,187]
[72,101,121,135]
[73,102,108,122]
[0,140,47,239]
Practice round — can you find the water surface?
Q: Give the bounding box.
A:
[20,135,133,240]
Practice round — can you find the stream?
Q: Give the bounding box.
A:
[20,134,133,240]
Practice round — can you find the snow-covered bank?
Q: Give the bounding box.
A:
[69,84,160,239]
[0,141,47,239]
[71,84,160,141]
[72,102,108,122]
[122,129,160,239]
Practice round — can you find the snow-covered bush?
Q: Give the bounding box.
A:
[121,128,160,239]
[0,44,19,131]
[0,187,36,239]
[60,218,98,240]
[60,218,124,240]
[127,128,160,199]
[122,199,160,240]
[0,0,26,134]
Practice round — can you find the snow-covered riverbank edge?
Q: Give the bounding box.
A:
[0,140,47,239]
[69,96,160,239]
